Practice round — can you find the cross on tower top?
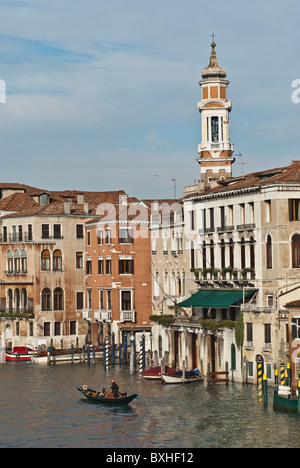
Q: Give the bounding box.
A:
[211,33,216,43]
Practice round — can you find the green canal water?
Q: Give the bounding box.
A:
[1,361,300,448]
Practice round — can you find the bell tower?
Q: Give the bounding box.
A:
[197,38,234,186]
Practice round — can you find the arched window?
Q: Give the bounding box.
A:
[41,249,50,271]
[7,250,13,273]
[21,249,27,273]
[163,270,169,296]
[21,288,28,310]
[42,288,51,311]
[250,236,255,269]
[53,250,62,271]
[240,237,245,269]
[14,250,20,273]
[266,235,272,269]
[53,287,64,311]
[229,238,234,268]
[14,288,20,310]
[210,240,215,269]
[7,288,13,311]
[292,234,300,268]
[220,238,225,269]
[154,270,160,298]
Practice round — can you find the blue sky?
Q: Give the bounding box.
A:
[0,0,299,199]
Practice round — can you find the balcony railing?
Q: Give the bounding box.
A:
[0,308,34,319]
[120,311,136,323]
[94,310,112,322]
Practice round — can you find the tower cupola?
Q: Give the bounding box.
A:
[197,39,235,187]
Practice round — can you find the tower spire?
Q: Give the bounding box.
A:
[197,40,234,187]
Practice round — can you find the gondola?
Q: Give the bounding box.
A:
[77,386,138,405]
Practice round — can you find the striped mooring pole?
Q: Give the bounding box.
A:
[257,356,263,403]
[105,334,109,369]
[139,339,143,374]
[280,360,285,385]
[286,362,291,386]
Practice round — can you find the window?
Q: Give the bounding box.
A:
[209,208,214,229]
[14,250,20,273]
[107,290,112,310]
[86,259,92,275]
[70,321,76,335]
[119,228,134,244]
[220,206,225,228]
[240,237,245,269]
[76,252,83,269]
[246,323,253,342]
[54,322,61,336]
[250,236,255,269]
[265,200,271,223]
[87,231,91,246]
[190,211,195,231]
[121,291,131,311]
[97,229,103,245]
[229,238,234,268]
[29,322,33,337]
[220,239,225,269]
[190,241,195,269]
[264,324,271,344]
[42,288,51,311]
[3,226,7,242]
[18,225,22,242]
[106,229,111,244]
[266,235,272,269]
[76,224,84,239]
[292,234,300,268]
[210,240,214,269]
[53,250,62,271]
[267,295,274,308]
[53,224,62,239]
[53,287,64,311]
[21,249,27,273]
[42,224,50,239]
[240,203,245,225]
[98,258,104,275]
[7,250,13,273]
[27,224,33,241]
[44,322,51,337]
[119,259,134,274]
[289,199,300,221]
[76,292,84,310]
[292,318,300,339]
[41,249,51,271]
[99,290,104,310]
[211,116,219,142]
[106,258,112,275]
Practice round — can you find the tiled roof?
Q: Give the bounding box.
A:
[185,161,300,199]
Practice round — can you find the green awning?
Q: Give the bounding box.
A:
[177,289,255,308]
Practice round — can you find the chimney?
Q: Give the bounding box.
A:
[64,200,71,215]
[84,202,89,215]
[77,193,84,204]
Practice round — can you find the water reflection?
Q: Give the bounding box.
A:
[1,362,300,448]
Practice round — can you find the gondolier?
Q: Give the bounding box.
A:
[110,380,119,398]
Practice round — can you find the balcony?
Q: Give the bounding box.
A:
[120,310,136,323]
[82,309,92,320]
[192,267,256,283]
[94,310,112,322]
[0,308,34,319]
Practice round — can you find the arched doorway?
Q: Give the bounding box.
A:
[4,324,12,351]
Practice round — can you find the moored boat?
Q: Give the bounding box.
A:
[77,385,138,405]
[5,346,37,362]
[141,366,177,380]
[161,369,202,384]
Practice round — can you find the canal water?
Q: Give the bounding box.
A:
[1,361,300,448]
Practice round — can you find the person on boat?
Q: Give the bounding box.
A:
[110,380,119,398]
[99,388,106,397]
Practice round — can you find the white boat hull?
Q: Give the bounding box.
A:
[161,373,202,384]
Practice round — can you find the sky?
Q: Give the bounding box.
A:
[0,0,299,199]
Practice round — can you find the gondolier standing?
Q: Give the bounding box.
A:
[111,380,119,398]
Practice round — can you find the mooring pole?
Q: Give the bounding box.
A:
[280,360,285,385]
[274,368,278,386]
[105,334,109,370]
[257,356,263,403]
[263,373,268,406]
[112,332,115,366]
[103,342,106,370]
